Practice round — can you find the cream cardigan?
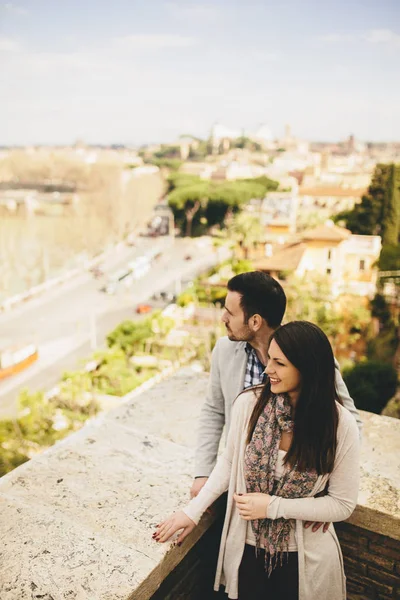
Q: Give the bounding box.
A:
[183,388,360,600]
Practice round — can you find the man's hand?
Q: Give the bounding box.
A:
[153,511,196,545]
[304,521,330,533]
[233,492,271,520]
[190,477,208,499]
[304,487,330,532]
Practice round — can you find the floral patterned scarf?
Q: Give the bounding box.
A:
[244,393,318,574]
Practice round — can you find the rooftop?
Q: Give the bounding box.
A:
[253,242,307,271]
[300,222,352,242]
[299,187,366,197]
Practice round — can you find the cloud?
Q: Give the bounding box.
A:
[1,33,198,79]
[0,36,21,51]
[2,2,28,16]
[165,2,219,19]
[318,29,400,48]
[113,33,197,51]
[318,33,356,43]
[364,29,400,46]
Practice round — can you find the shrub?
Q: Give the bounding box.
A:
[343,360,398,414]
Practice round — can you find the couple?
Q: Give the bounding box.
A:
[154,272,361,600]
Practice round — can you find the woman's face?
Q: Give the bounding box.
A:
[265,339,302,401]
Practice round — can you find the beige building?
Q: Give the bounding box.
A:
[254,221,381,297]
[299,186,366,213]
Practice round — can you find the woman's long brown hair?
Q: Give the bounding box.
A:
[247,321,340,475]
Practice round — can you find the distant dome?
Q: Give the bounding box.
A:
[211,123,241,141]
[253,124,274,142]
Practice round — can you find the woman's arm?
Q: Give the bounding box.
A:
[184,396,248,523]
[154,457,231,545]
[268,414,360,523]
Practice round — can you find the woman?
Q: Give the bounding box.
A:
[154,321,360,600]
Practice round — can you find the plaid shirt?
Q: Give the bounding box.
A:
[243,343,266,389]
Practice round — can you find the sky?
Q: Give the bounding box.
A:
[1,0,399,145]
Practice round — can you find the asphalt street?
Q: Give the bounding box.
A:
[0,236,228,417]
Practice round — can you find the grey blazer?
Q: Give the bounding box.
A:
[195,336,362,477]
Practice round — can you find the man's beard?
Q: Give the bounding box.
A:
[226,323,254,342]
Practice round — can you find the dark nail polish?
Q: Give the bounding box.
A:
[238,493,243,496]
[177,542,182,547]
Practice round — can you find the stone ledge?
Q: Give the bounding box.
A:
[348,410,400,540]
[0,366,399,600]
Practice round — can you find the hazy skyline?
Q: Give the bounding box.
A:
[1,0,400,145]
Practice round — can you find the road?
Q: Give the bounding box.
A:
[0,236,229,417]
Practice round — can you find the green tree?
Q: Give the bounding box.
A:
[153,145,181,159]
[335,163,400,242]
[0,385,101,477]
[383,162,400,245]
[379,244,400,271]
[343,361,398,414]
[370,293,392,325]
[167,178,274,236]
[368,293,398,366]
[147,157,182,170]
[230,212,265,258]
[367,326,398,365]
[243,176,279,193]
[231,137,263,152]
[285,274,338,326]
[166,172,202,192]
[188,140,211,160]
[106,312,174,357]
[167,183,210,236]
[106,318,154,356]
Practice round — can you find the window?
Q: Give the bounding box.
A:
[327,249,332,261]
[359,259,365,271]
[326,268,332,275]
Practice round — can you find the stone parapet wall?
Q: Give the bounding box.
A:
[0,366,399,600]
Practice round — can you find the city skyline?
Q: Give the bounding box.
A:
[1,0,400,145]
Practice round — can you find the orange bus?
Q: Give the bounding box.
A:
[0,343,39,380]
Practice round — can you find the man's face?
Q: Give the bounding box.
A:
[221,291,254,342]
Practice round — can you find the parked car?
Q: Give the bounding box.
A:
[152,290,176,302]
[136,303,152,314]
[160,291,176,302]
[100,268,132,294]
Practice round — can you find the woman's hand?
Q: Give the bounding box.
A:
[233,492,271,520]
[153,510,196,545]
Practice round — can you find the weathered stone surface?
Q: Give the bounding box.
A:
[348,410,400,540]
[0,366,399,600]
[104,365,209,448]
[0,493,157,600]
[0,367,210,600]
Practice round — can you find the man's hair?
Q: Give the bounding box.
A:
[227,271,286,328]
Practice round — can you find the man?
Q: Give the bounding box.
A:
[191,272,362,532]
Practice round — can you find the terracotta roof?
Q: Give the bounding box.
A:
[300,223,351,242]
[299,187,366,197]
[253,243,307,272]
